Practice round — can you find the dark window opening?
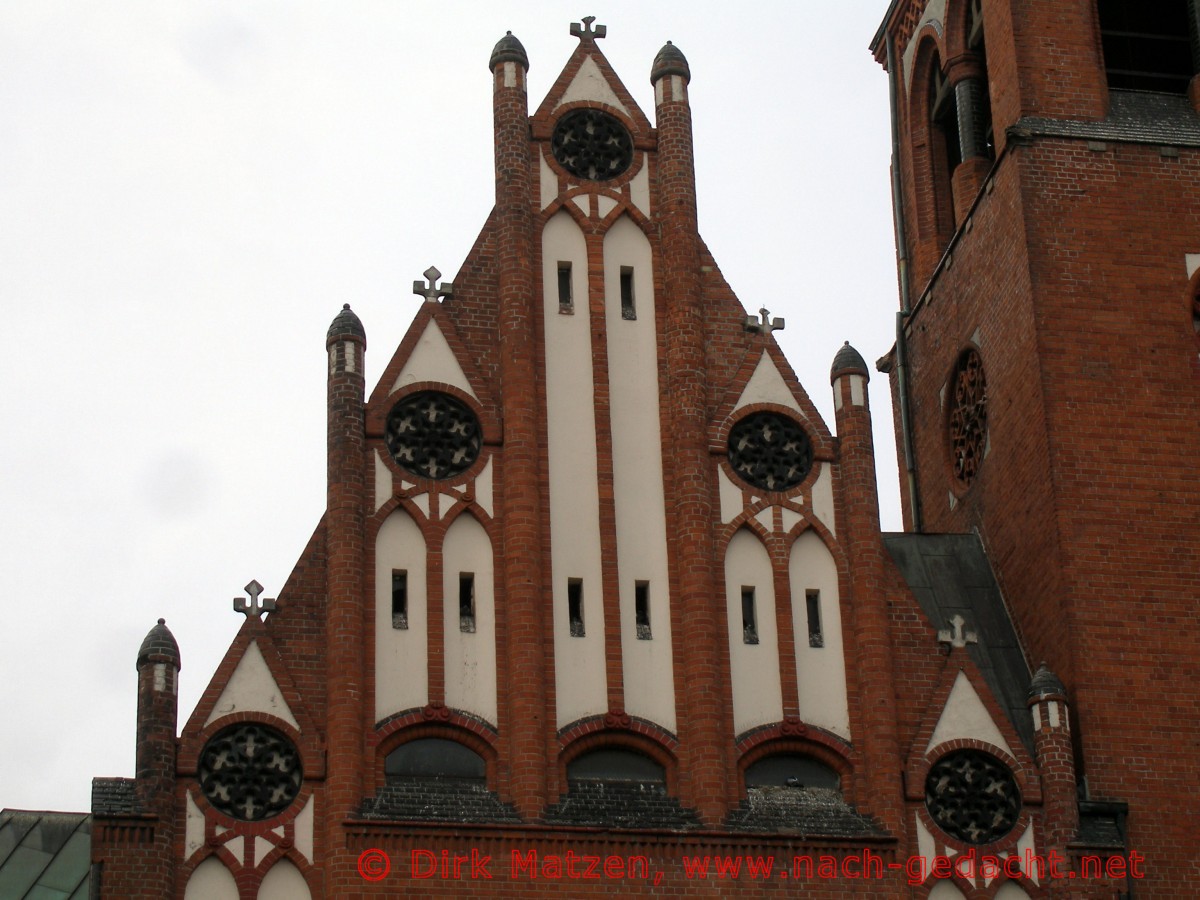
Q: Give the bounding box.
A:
[745,755,840,791]
[567,749,665,783]
[806,590,824,648]
[392,570,408,629]
[459,573,475,633]
[930,66,963,172]
[965,0,995,160]
[558,261,573,313]
[1098,0,1195,93]
[1193,288,1200,348]
[568,579,584,637]
[620,267,636,320]
[386,738,485,781]
[742,587,759,645]
[635,581,651,640]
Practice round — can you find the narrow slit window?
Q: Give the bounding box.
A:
[635,581,652,640]
[568,579,585,637]
[459,573,475,633]
[806,590,823,648]
[558,262,573,314]
[620,266,636,320]
[741,586,759,645]
[392,570,408,630]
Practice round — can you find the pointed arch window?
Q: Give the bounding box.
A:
[1098,0,1196,93]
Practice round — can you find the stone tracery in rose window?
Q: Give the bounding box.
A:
[948,347,987,486]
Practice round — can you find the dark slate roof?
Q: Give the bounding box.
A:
[882,533,1034,753]
[136,618,180,670]
[358,778,521,824]
[0,810,91,900]
[724,787,887,838]
[650,41,690,84]
[489,31,528,72]
[830,341,869,382]
[91,778,137,817]
[544,781,701,830]
[1013,90,1200,148]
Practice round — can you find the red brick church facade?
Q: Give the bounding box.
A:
[90,2,1199,896]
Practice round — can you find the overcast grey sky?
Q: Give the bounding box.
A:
[0,2,903,812]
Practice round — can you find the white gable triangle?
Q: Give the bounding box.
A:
[390,318,477,398]
[205,640,299,730]
[557,55,630,115]
[734,351,801,412]
[926,670,1011,755]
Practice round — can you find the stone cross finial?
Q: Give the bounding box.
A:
[234,579,276,619]
[744,307,785,334]
[570,16,606,39]
[413,266,453,303]
[937,614,979,649]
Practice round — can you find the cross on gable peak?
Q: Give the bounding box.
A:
[413,266,454,304]
[234,579,276,619]
[744,307,785,335]
[570,16,607,40]
[937,614,978,649]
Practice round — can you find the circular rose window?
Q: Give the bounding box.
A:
[199,723,302,821]
[925,750,1020,845]
[727,412,813,491]
[551,108,633,181]
[948,347,987,485]
[385,391,482,480]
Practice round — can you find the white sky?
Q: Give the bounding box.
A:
[0,2,904,812]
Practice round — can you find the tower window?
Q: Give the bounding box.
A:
[742,587,759,645]
[620,267,636,320]
[806,590,824,648]
[459,573,475,633]
[635,581,651,640]
[568,579,585,637]
[1098,0,1195,93]
[558,261,573,314]
[392,570,408,629]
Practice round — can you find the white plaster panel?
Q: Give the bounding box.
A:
[1186,253,1200,278]
[850,374,865,406]
[1048,700,1060,728]
[258,859,312,900]
[502,61,516,88]
[185,792,205,860]
[474,457,494,518]
[927,671,1013,755]
[391,319,476,399]
[558,55,630,114]
[343,340,356,373]
[811,464,836,537]
[293,796,314,864]
[725,529,784,734]
[718,466,743,524]
[902,0,947,91]
[540,155,558,210]
[374,450,392,512]
[781,508,803,533]
[375,509,428,721]
[1031,704,1041,731]
[834,380,843,412]
[225,837,244,865]
[411,493,430,517]
[754,507,774,531]
[928,882,967,900]
[543,211,607,725]
[735,351,801,412]
[205,641,298,730]
[597,195,617,218]
[572,194,590,217]
[443,515,498,725]
[629,155,650,217]
[790,531,850,738]
[1017,825,1038,885]
[253,836,271,868]
[916,814,936,877]
[654,78,664,106]
[184,857,239,900]
[604,217,675,732]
